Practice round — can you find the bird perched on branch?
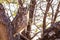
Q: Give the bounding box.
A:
[0,3,14,40]
[12,1,29,40]
[12,6,28,36]
[12,0,28,34]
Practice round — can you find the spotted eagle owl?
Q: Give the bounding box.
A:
[12,4,28,38]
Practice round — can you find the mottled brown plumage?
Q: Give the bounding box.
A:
[12,5,28,39]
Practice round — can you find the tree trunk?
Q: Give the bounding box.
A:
[26,0,36,39]
[0,22,9,40]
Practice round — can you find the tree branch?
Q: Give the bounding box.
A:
[53,2,60,23]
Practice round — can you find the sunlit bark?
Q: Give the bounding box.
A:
[0,23,9,40]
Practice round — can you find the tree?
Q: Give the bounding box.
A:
[12,0,28,40]
[0,3,14,40]
[26,0,36,39]
[0,0,60,40]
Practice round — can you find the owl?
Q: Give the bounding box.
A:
[0,3,14,40]
[12,6,28,39]
[46,0,53,3]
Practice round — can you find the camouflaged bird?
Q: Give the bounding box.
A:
[12,3,28,37]
[0,3,14,40]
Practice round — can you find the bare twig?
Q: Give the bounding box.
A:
[53,2,60,23]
